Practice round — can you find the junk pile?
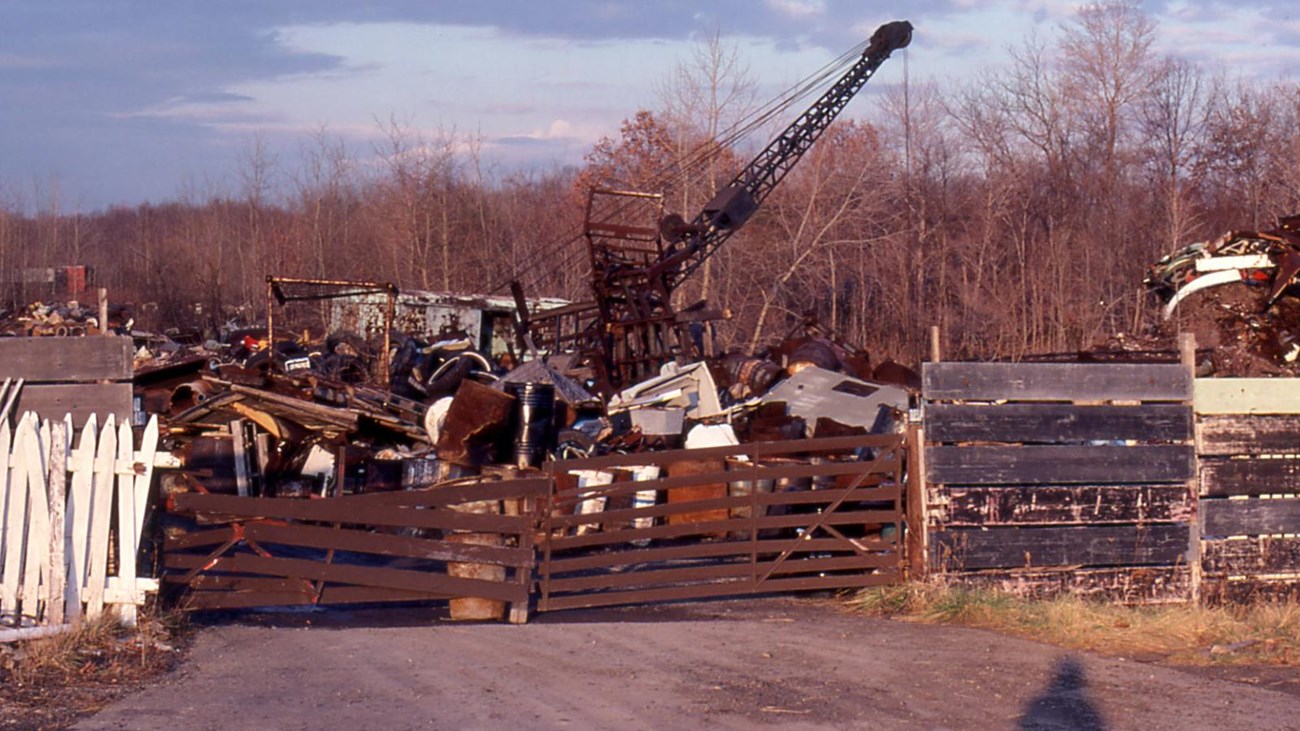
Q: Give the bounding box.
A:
[1144,213,1300,376]
[135,316,914,506]
[0,300,131,337]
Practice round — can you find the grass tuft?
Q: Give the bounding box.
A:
[847,584,1300,666]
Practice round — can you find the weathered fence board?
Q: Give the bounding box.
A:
[941,485,1193,526]
[1196,378,1300,415]
[944,567,1191,604]
[8,383,133,424]
[927,445,1194,485]
[1202,537,1300,575]
[1200,458,1300,497]
[931,525,1189,570]
[922,362,1191,402]
[1198,414,1300,456]
[1202,498,1300,536]
[926,403,1191,444]
[0,337,133,381]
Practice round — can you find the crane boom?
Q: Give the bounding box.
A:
[663,20,912,288]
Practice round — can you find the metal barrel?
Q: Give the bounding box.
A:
[505,382,556,468]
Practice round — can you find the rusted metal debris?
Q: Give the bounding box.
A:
[1144,213,1300,376]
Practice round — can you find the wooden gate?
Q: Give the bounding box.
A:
[162,477,547,620]
[535,434,906,612]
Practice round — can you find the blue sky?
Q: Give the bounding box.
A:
[1,1,1296,211]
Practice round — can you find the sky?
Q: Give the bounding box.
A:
[1,1,1297,212]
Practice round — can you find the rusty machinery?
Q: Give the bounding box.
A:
[516,21,913,393]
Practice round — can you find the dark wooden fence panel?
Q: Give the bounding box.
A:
[0,336,134,422]
[1196,382,1300,602]
[922,361,1194,603]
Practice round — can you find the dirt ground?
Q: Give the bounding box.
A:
[58,596,1300,731]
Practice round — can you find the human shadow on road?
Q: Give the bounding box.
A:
[1017,656,1107,731]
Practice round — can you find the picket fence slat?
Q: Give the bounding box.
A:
[0,412,158,631]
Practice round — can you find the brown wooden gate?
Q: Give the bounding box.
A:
[535,434,906,612]
[162,477,546,618]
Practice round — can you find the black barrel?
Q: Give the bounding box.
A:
[505,382,556,468]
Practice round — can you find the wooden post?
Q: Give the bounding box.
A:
[85,416,116,619]
[114,419,137,626]
[98,288,108,336]
[231,420,251,498]
[929,325,942,363]
[906,420,928,581]
[46,419,69,624]
[1180,332,1201,604]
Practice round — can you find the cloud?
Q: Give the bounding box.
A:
[767,0,827,20]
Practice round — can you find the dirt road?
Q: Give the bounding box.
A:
[74,598,1300,730]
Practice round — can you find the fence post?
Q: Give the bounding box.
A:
[1181,332,1201,604]
[45,419,68,624]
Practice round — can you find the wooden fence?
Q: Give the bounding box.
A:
[0,337,134,424]
[920,362,1197,603]
[1196,379,1300,602]
[1,412,159,635]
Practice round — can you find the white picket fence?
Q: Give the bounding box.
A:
[0,411,159,635]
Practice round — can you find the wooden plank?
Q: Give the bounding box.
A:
[941,485,1193,526]
[65,413,96,621]
[114,419,138,625]
[1202,577,1300,604]
[1201,457,1300,496]
[8,383,132,423]
[45,420,68,623]
[1202,536,1300,575]
[541,571,897,612]
[926,445,1194,485]
[940,566,1190,604]
[930,525,1189,571]
[1197,414,1300,456]
[545,508,900,551]
[1195,378,1300,415]
[84,415,116,619]
[0,337,133,382]
[923,363,1190,402]
[162,553,528,604]
[170,492,533,534]
[549,485,901,529]
[926,403,1191,444]
[230,420,250,498]
[19,415,50,621]
[544,554,897,593]
[1202,497,1300,536]
[179,585,449,611]
[0,421,22,618]
[545,537,895,574]
[237,521,534,567]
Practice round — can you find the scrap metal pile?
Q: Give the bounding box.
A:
[130,316,912,508]
[1144,214,1300,375]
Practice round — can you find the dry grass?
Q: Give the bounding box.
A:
[848,583,1300,666]
[0,606,187,730]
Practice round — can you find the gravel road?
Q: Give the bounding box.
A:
[74,597,1300,730]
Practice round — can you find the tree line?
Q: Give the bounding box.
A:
[1,1,1297,366]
